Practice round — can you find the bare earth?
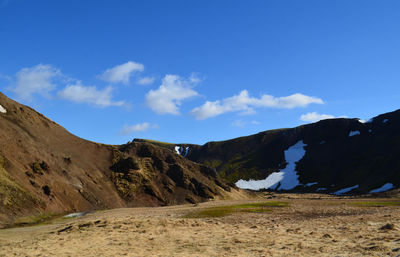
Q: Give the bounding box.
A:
[1,194,399,257]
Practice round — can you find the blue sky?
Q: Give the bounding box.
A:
[1,0,400,145]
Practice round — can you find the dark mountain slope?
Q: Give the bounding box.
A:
[0,92,237,227]
[165,110,400,194]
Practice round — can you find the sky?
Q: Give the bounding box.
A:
[1,0,400,145]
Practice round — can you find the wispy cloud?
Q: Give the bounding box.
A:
[120,122,158,135]
[231,119,261,127]
[10,64,62,101]
[231,119,246,127]
[0,73,11,82]
[100,61,144,85]
[145,74,199,115]
[299,112,346,122]
[137,76,156,85]
[191,90,324,120]
[58,82,125,107]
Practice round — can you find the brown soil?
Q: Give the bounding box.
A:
[1,193,399,256]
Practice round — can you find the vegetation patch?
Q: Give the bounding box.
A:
[31,161,49,175]
[203,159,223,170]
[184,201,288,218]
[0,156,44,211]
[13,212,59,227]
[135,139,174,148]
[350,201,400,207]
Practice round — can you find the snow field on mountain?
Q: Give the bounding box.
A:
[334,185,359,195]
[369,183,394,193]
[349,130,360,137]
[0,104,6,113]
[235,140,307,190]
[175,146,189,157]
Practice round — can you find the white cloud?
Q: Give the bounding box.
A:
[145,74,199,115]
[299,112,337,122]
[191,90,324,120]
[8,63,130,107]
[231,120,261,127]
[58,82,125,107]
[137,76,155,85]
[11,64,61,101]
[120,122,158,135]
[188,73,201,84]
[100,61,144,84]
[231,120,246,127]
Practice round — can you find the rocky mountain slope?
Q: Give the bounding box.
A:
[156,110,400,195]
[0,92,237,227]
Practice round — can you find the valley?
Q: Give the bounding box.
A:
[1,194,399,256]
[1,92,399,256]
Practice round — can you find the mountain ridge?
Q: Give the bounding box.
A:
[143,110,400,195]
[0,92,241,227]
[1,91,399,227]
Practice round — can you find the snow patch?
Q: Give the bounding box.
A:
[333,185,359,195]
[369,183,394,193]
[316,188,327,191]
[365,118,374,123]
[64,212,88,218]
[383,119,389,123]
[320,141,326,144]
[348,130,360,137]
[305,182,318,187]
[0,104,6,113]
[368,129,372,133]
[235,140,307,191]
[174,146,189,157]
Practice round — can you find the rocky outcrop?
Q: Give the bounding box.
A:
[110,142,231,205]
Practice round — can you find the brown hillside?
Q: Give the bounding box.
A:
[0,92,239,227]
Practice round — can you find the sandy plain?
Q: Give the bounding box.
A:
[0,193,399,257]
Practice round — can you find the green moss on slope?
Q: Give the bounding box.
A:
[0,155,43,213]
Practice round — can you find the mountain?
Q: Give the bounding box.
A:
[150,110,400,195]
[0,92,239,227]
[1,90,399,227]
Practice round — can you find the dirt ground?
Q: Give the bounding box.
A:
[1,193,399,257]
